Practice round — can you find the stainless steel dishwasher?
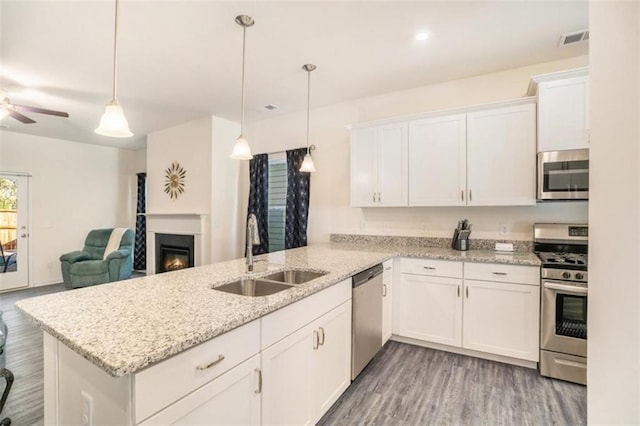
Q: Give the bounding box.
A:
[351,263,383,380]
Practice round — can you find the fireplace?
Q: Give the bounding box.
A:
[155,233,195,274]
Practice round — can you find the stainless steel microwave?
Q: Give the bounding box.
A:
[537,149,589,201]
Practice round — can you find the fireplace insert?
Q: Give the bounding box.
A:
[155,233,194,274]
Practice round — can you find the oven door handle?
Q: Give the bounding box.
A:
[543,282,588,295]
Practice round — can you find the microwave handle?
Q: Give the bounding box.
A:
[543,282,588,295]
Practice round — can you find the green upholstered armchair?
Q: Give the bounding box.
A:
[60,228,135,289]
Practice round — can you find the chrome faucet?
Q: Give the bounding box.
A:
[246,214,261,273]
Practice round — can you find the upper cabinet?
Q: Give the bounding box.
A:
[529,67,590,152]
[466,102,537,206]
[350,122,408,207]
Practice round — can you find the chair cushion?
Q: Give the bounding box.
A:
[69,260,108,276]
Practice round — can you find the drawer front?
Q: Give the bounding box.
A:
[464,262,539,285]
[134,320,260,424]
[401,257,463,278]
[261,278,351,350]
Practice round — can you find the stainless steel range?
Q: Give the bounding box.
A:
[534,223,588,385]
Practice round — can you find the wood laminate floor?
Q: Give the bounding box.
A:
[1,283,65,426]
[318,340,587,426]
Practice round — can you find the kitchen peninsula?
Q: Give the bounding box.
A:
[16,242,540,425]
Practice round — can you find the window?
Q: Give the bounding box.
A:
[267,156,287,252]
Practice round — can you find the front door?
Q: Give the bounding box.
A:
[0,174,30,291]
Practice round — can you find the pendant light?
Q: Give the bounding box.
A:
[95,0,133,138]
[230,15,255,160]
[300,64,317,173]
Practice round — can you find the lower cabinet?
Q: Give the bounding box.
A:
[394,258,540,363]
[462,279,539,361]
[262,301,351,425]
[140,355,261,425]
[381,259,394,344]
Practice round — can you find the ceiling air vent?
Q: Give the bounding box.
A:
[263,104,279,111]
[558,29,590,47]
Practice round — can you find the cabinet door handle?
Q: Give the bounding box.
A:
[313,330,319,350]
[492,272,507,276]
[469,190,472,202]
[461,190,464,202]
[196,354,225,370]
[423,266,436,270]
[457,285,460,298]
[466,287,469,298]
[382,284,387,297]
[377,192,382,203]
[319,327,326,346]
[254,368,262,394]
[372,192,376,203]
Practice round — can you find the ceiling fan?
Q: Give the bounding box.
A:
[0,90,69,124]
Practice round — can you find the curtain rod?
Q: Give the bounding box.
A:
[262,146,316,157]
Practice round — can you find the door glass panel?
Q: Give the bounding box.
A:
[0,178,18,273]
[555,294,587,339]
[543,160,589,192]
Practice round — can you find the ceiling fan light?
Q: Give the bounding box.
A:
[95,101,133,138]
[230,135,253,160]
[300,153,316,173]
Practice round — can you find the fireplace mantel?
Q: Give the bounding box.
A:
[146,213,210,275]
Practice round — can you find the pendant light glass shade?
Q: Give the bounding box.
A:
[230,135,253,160]
[95,101,133,137]
[230,15,254,160]
[95,0,133,138]
[300,64,317,173]
[300,152,316,173]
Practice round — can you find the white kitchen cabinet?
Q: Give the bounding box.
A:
[382,259,394,344]
[262,301,351,426]
[531,68,590,152]
[409,114,467,206]
[140,355,261,425]
[350,122,408,207]
[462,279,540,362]
[466,102,537,206]
[393,258,540,363]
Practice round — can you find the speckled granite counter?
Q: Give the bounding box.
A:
[16,243,539,377]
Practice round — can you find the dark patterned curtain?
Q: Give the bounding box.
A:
[134,172,146,271]
[285,148,311,249]
[247,154,269,256]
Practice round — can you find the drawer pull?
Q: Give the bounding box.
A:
[319,327,325,346]
[423,266,436,270]
[382,284,387,297]
[196,354,225,371]
[385,266,392,271]
[255,368,262,394]
[313,330,319,350]
[492,272,507,276]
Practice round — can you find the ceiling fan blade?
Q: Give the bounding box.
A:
[8,109,36,124]
[13,104,69,118]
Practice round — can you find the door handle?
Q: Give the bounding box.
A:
[377,192,381,203]
[20,234,28,238]
[372,192,376,203]
[254,368,262,394]
[313,330,319,350]
[382,284,387,297]
[543,282,588,295]
[469,190,472,202]
[457,285,460,297]
[318,327,325,346]
[466,287,469,298]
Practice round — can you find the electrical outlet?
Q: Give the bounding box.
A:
[81,391,94,426]
[499,223,511,236]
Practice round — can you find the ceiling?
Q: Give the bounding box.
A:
[0,1,588,150]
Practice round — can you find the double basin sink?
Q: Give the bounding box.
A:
[214,269,328,297]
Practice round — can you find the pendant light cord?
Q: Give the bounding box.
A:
[112,0,119,102]
[240,25,247,135]
[306,69,311,153]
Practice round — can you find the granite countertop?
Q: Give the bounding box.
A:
[16,243,539,377]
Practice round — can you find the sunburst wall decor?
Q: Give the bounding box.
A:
[164,161,186,200]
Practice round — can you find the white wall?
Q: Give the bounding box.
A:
[247,56,589,243]
[147,117,212,214]
[0,131,137,286]
[588,2,640,424]
[210,116,243,261]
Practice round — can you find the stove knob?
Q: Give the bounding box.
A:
[575,273,584,280]
[562,271,571,279]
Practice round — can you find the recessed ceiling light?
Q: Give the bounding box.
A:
[415,32,429,41]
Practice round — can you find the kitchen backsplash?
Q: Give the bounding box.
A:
[330,233,534,252]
